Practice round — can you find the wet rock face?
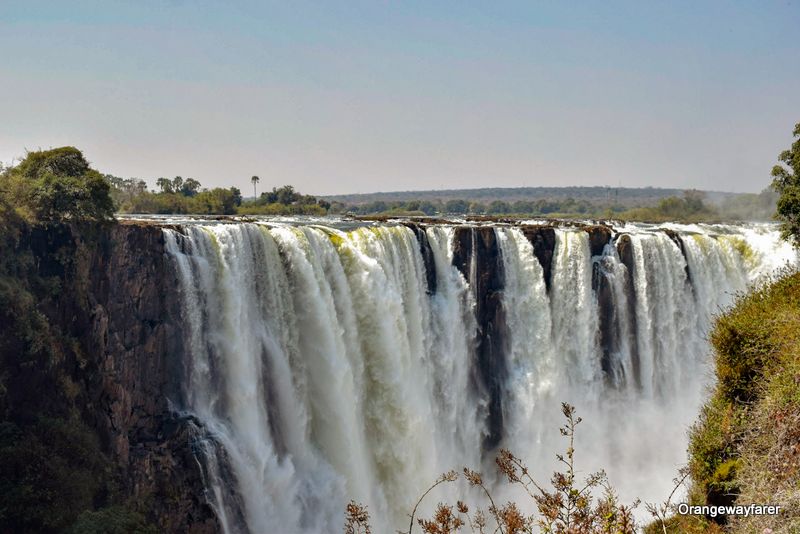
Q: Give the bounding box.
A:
[452,226,507,452]
[519,226,556,291]
[402,222,437,294]
[616,233,635,274]
[614,234,641,388]
[663,229,692,283]
[595,265,617,378]
[595,256,640,389]
[451,225,474,276]
[584,224,613,257]
[25,223,217,533]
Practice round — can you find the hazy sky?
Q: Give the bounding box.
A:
[1,1,799,195]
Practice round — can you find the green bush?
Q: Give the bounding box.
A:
[0,418,111,531]
[711,272,800,402]
[1,147,115,222]
[772,122,800,245]
[687,271,800,527]
[69,506,157,534]
[643,514,723,534]
[688,393,745,505]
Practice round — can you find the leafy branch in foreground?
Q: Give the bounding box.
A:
[344,403,640,534]
[644,468,690,534]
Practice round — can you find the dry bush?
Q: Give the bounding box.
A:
[344,403,640,534]
[344,501,371,534]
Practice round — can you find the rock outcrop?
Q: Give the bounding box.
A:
[614,234,641,388]
[663,228,692,283]
[519,226,557,291]
[585,224,613,257]
[402,222,437,294]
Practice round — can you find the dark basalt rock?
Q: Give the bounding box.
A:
[401,222,437,295]
[15,223,218,533]
[519,226,556,291]
[584,224,613,257]
[451,226,507,452]
[662,229,692,284]
[588,224,614,292]
[595,263,617,379]
[616,234,635,273]
[614,234,641,389]
[595,254,638,389]
[451,225,474,277]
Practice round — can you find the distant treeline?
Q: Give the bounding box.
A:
[340,189,778,222]
[324,185,738,206]
[106,174,777,222]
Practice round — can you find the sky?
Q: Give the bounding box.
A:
[1,1,799,195]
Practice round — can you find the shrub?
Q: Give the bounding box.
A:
[686,271,800,528]
[68,506,157,534]
[0,417,111,531]
[1,147,115,222]
[345,403,639,534]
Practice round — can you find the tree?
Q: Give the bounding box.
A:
[14,146,91,178]
[405,200,421,211]
[656,196,687,218]
[487,200,510,215]
[251,175,260,199]
[171,176,184,192]
[230,187,243,207]
[180,178,201,197]
[468,201,486,214]
[275,185,297,205]
[155,177,173,194]
[445,199,469,214]
[105,175,147,209]
[418,201,438,215]
[4,147,115,221]
[772,122,800,246]
[364,200,387,214]
[511,200,534,214]
[682,189,706,213]
[194,188,238,215]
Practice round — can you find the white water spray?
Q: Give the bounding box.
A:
[163,220,795,533]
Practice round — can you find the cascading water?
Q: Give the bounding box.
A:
[162,220,796,533]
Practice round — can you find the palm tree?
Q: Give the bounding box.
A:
[251,175,260,200]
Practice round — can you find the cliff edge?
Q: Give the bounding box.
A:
[0,221,216,533]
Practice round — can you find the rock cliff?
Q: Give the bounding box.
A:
[4,222,217,532]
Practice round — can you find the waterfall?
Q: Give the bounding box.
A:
[163,220,796,533]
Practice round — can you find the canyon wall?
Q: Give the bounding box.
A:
[2,222,217,532]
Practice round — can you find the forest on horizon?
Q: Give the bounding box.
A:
[93,160,781,222]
